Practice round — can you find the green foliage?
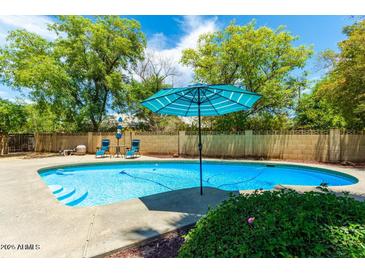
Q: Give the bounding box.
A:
[0,16,146,131]
[0,98,81,133]
[179,189,365,258]
[315,19,365,129]
[295,92,347,129]
[181,21,312,130]
[0,98,27,133]
[23,103,80,133]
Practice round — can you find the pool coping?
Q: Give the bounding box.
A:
[0,155,364,258]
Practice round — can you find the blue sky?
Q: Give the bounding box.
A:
[0,15,354,101]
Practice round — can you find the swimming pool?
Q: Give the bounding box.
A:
[38,161,358,207]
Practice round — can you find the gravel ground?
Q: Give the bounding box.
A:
[106,226,193,258]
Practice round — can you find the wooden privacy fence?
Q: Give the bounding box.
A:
[31,129,365,163]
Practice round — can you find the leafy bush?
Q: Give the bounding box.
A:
[178,189,365,257]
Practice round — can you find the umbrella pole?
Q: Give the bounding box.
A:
[198,88,203,195]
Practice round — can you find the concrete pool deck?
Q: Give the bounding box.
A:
[0,154,364,258]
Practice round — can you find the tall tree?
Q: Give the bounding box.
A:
[125,51,185,131]
[315,19,365,129]
[0,16,146,131]
[181,21,312,130]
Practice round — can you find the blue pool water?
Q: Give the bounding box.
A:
[38,161,357,207]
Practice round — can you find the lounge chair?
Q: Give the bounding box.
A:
[96,138,111,158]
[125,139,141,159]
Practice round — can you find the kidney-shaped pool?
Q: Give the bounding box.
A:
[38,161,358,207]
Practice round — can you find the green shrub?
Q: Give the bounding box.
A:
[178,189,365,258]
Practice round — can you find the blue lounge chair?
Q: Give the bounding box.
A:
[96,138,110,158]
[125,139,140,159]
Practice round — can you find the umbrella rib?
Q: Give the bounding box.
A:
[210,86,262,98]
[154,89,194,114]
[201,88,220,115]
[142,85,260,116]
[210,90,251,110]
[142,85,261,104]
[199,91,221,104]
[178,91,198,104]
[184,89,198,116]
[141,87,193,103]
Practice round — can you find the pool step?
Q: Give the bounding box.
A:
[50,185,88,206]
[55,187,76,201]
[61,190,88,206]
[49,185,63,194]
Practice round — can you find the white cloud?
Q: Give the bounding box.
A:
[147,16,218,87]
[148,32,168,50]
[0,15,57,46]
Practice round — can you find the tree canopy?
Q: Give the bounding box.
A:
[294,92,347,129]
[0,16,146,131]
[0,17,364,133]
[0,99,27,133]
[312,19,365,129]
[181,21,313,130]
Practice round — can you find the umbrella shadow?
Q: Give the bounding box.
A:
[125,187,236,253]
[139,186,237,215]
[101,187,238,257]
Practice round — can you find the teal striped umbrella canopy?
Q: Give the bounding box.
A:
[141,83,261,196]
[141,84,261,116]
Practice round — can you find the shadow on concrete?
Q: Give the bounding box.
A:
[126,212,202,243]
[139,186,237,215]
[130,227,161,239]
[97,187,238,258]
[124,187,238,245]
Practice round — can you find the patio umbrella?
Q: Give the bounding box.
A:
[141,84,262,195]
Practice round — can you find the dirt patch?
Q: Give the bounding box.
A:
[105,226,193,258]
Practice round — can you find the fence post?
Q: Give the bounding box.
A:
[52,133,57,152]
[0,134,8,155]
[87,132,93,154]
[244,130,253,157]
[34,133,39,152]
[329,129,341,162]
[178,131,186,156]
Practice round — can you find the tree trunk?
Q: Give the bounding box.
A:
[90,114,99,132]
